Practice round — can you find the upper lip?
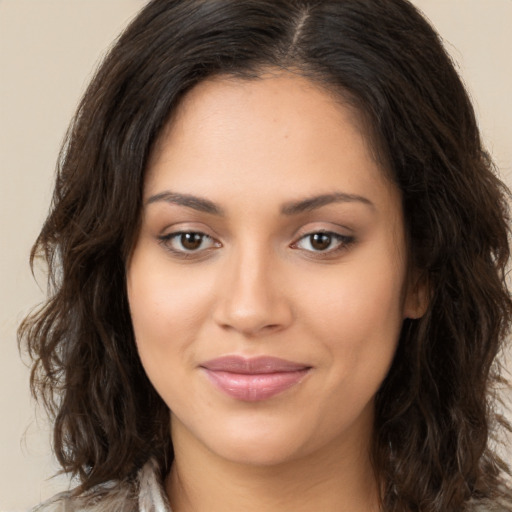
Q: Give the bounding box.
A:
[200,356,310,374]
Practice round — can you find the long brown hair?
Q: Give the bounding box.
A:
[19,0,512,510]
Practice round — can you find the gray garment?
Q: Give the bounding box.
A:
[33,459,171,512]
[33,458,511,512]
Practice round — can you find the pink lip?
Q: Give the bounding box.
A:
[200,356,311,402]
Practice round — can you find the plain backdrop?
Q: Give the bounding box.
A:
[1,1,511,510]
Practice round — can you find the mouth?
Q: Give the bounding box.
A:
[200,356,312,402]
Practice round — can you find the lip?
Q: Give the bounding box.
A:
[200,356,311,402]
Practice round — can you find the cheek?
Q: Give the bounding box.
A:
[126,246,214,379]
[299,254,406,337]
[129,238,213,317]
[295,249,406,389]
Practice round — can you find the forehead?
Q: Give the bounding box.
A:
[144,71,397,213]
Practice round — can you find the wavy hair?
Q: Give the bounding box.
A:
[19,0,512,510]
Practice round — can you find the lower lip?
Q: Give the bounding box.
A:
[202,369,310,402]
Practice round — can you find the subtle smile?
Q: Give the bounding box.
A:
[200,356,312,402]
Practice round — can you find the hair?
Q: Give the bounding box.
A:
[19,0,512,510]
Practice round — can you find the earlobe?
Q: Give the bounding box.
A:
[404,271,430,319]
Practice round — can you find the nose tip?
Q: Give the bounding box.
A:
[213,255,293,337]
[216,302,286,336]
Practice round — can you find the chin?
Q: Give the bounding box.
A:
[181,412,315,467]
[212,434,308,467]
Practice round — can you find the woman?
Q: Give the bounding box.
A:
[19,0,512,510]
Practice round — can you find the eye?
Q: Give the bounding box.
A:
[158,231,220,254]
[293,231,354,254]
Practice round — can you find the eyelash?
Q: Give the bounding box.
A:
[157,230,355,259]
[158,231,220,258]
[290,231,354,256]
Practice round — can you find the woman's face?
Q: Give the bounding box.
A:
[127,72,424,466]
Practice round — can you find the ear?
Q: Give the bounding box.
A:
[403,270,429,320]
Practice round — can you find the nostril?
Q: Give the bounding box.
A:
[212,264,293,335]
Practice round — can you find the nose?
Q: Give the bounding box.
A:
[213,245,293,337]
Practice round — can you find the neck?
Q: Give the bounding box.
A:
[165,418,380,512]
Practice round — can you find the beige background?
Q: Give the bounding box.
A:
[1,1,511,510]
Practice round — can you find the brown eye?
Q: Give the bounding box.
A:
[310,233,332,251]
[180,232,204,251]
[159,231,219,255]
[293,231,354,254]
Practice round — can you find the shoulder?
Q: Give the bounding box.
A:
[469,502,512,512]
[468,485,512,512]
[32,459,170,512]
[31,482,136,512]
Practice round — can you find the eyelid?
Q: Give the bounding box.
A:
[290,229,355,256]
[155,224,355,260]
[158,230,222,258]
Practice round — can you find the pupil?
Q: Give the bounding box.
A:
[311,233,331,251]
[181,233,202,250]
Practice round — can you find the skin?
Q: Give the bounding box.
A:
[127,71,426,512]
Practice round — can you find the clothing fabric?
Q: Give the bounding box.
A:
[32,458,511,512]
[33,459,171,512]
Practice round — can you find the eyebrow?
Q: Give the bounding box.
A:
[280,192,374,215]
[145,190,374,216]
[145,191,225,215]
